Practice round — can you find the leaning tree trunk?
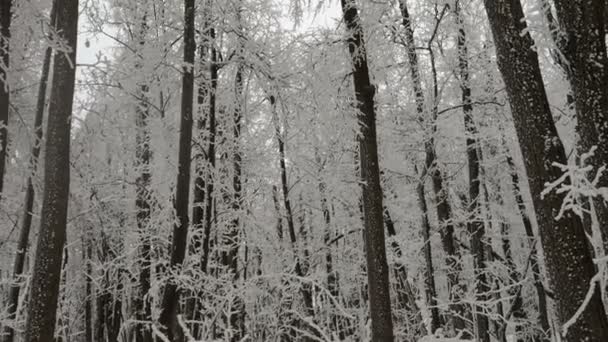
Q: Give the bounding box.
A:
[2,3,56,342]
[0,0,10,198]
[454,3,489,341]
[484,0,608,340]
[340,0,394,340]
[23,0,78,340]
[158,0,195,339]
[551,0,608,254]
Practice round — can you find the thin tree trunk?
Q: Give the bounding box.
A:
[0,0,10,198]
[158,0,195,339]
[133,11,153,342]
[2,4,56,342]
[201,23,218,275]
[270,94,314,320]
[340,0,394,340]
[84,239,92,342]
[455,4,489,341]
[504,145,550,337]
[484,1,608,340]
[23,0,78,340]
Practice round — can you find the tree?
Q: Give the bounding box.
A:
[483,0,608,340]
[340,0,394,340]
[2,3,57,341]
[158,0,196,338]
[455,2,489,341]
[0,0,10,199]
[551,0,608,253]
[23,0,79,340]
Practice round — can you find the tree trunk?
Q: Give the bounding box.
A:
[551,0,608,255]
[158,0,195,339]
[23,0,78,339]
[201,24,218,275]
[484,1,608,340]
[504,145,550,337]
[133,11,153,342]
[455,4,489,341]
[0,0,10,198]
[340,0,394,340]
[3,4,56,342]
[270,94,314,321]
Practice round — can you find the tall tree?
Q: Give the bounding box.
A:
[133,10,153,342]
[0,0,9,198]
[340,0,394,340]
[454,2,489,341]
[23,0,79,339]
[158,0,196,338]
[551,0,608,253]
[3,3,56,342]
[484,0,608,340]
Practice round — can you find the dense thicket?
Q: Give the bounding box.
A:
[2,1,608,341]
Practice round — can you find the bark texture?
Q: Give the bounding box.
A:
[23,0,79,339]
[484,1,608,340]
[341,0,394,340]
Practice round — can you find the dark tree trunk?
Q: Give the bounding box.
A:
[455,4,489,341]
[201,24,218,275]
[23,0,78,340]
[551,0,608,254]
[484,1,608,340]
[84,240,92,342]
[3,4,55,342]
[340,0,394,340]
[0,0,10,198]
[158,0,195,339]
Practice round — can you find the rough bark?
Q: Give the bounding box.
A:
[551,0,608,254]
[2,4,56,342]
[455,4,489,341]
[23,0,78,339]
[158,0,195,339]
[340,0,394,340]
[0,0,10,198]
[484,1,608,340]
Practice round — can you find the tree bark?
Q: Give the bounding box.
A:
[0,0,10,198]
[484,1,608,340]
[340,0,394,340]
[551,0,608,254]
[158,0,195,339]
[455,4,489,341]
[2,4,56,342]
[23,0,78,339]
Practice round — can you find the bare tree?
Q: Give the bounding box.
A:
[341,0,394,340]
[484,0,608,340]
[23,0,79,340]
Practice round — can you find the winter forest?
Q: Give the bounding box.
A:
[3,0,608,341]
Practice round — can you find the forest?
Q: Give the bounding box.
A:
[1,0,608,341]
